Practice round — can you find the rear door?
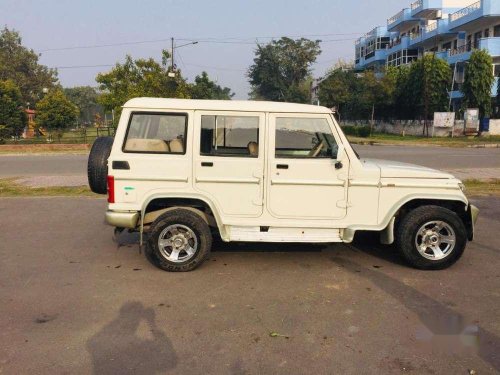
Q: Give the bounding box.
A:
[267,113,348,220]
[193,111,265,218]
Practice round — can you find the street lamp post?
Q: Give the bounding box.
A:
[169,39,199,77]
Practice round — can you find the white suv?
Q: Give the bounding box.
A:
[88,98,478,272]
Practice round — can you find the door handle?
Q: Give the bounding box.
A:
[276,164,289,169]
[201,162,213,167]
[112,161,130,170]
[335,161,343,170]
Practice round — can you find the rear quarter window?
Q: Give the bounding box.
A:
[123,112,187,154]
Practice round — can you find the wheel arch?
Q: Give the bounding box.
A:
[141,194,227,240]
[383,197,472,244]
[343,194,469,244]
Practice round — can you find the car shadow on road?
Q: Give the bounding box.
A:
[86,301,178,375]
[331,255,500,371]
[350,231,408,266]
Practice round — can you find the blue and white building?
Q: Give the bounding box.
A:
[354,0,500,110]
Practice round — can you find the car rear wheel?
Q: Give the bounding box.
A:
[146,209,212,272]
[396,205,467,270]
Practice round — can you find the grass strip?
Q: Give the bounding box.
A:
[0,178,99,197]
[348,134,500,147]
[463,179,500,197]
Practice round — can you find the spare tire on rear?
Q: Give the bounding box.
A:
[87,136,114,194]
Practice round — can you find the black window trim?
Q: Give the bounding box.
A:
[122,111,188,155]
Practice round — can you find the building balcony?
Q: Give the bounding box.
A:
[479,36,500,57]
[411,0,474,18]
[417,18,455,45]
[411,0,443,18]
[387,35,411,53]
[387,8,419,32]
[444,37,500,64]
[365,26,389,39]
[364,49,389,67]
[449,0,500,31]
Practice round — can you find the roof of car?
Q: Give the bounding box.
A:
[123,98,332,114]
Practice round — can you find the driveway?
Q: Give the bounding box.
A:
[0,196,498,374]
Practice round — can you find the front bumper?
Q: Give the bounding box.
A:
[467,204,479,241]
[105,210,140,229]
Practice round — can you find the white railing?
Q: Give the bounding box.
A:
[450,1,481,22]
[410,32,421,40]
[411,0,423,11]
[388,10,404,26]
[426,21,438,33]
[365,27,378,39]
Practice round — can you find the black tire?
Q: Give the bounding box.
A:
[87,136,114,194]
[146,209,212,272]
[396,205,467,270]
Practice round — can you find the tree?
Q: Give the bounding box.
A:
[0,27,58,105]
[0,80,27,140]
[318,68,361,119]
[96,51,190,121]
[397,54,451,135]
[64,86,103,125]
[318,66,395,121]
[248,37,321,103]
[461,49,495,120]
[388,64,412,119]
[189,72,234,99]
[36,90,79,140]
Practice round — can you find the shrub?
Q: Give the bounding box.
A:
[340,125,371,138]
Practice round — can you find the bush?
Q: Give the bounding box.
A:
[340,125,371,138]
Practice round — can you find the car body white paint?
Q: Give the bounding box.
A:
[106,98,470,243]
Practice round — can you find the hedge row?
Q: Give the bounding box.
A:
[341,125,371,138]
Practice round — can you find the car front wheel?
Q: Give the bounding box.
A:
[396,205,467,270]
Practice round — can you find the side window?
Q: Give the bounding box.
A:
[200,115,259,157]
[123,113,187,154]
[275,117,338,159]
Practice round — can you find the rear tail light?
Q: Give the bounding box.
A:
[107,175,115,203]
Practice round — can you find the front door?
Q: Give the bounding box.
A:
[267,113,348,220]
[193,111,265,218]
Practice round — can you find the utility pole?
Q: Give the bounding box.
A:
[171,37,175,72]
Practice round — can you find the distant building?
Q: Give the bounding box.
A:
[354,0,500,111]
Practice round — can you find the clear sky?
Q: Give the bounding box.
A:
[1,0,409,99]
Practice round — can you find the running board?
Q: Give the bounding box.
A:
[228,226,342,243]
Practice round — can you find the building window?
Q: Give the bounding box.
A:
[494,25,500,37]
[474,31,482,49]
[275,118,337,159]
[442,42,452,51]
[200,115,260,157]
[484,28,490,38]
[124,113,187,154]
[494,64,500,77]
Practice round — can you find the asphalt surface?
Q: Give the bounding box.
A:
[0,145,499,177]
[1,196,499,374]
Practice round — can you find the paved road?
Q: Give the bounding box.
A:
[355,144,500,169]
[0,154,87,177]
[0,196,499,374]
[0,145,499,178]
